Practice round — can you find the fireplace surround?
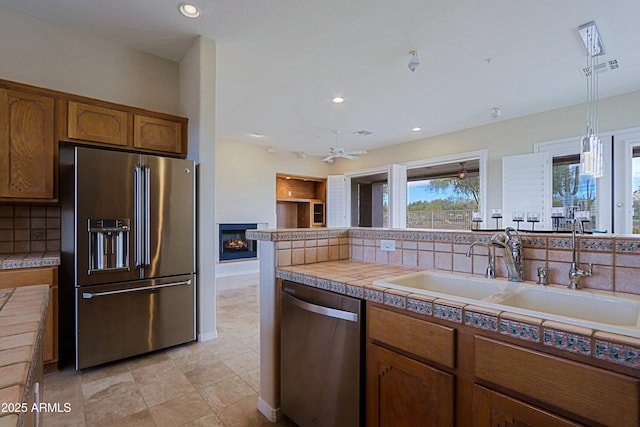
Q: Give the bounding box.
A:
[219,223,258,262]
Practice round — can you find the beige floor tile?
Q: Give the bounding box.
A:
[79,360,129,385]
[138,371,195,407]
[203,336,253,360]
[94,409,156,427]
[125,350,170,372]
[221,350,260,376]
[198,376,256,411]
[148,391,212,426]
[82,372,147,425]
[170,347,218,373]
[239,367,260,393]
[183,412,225,427]
[216,393,271,427]
[183,360,237,390]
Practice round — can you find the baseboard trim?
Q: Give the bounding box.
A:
[258,396,281,422]
[197,330,218,342]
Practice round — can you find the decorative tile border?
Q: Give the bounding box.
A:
[548,237,572,250]
[363,287,385,303]
[500,318,541,342]
[433,300,463,323]
[464,309,500,332]
[580,238,613,252]
[406,297,433,316]
[383,291,407,309]
[595,339,640,368]
[329,280,346,294]
[616,240,640,254]
[543,328,592,356]
[345,284,364,299]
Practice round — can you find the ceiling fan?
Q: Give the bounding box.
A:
[322,130,368,163]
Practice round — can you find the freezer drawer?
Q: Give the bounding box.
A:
[281,281,363,427]
[75,274,195,369]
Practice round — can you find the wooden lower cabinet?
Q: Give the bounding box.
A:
[0,267,58,371]
[472,385,582,427]
[367,342,454,426]
[366,302,640,427]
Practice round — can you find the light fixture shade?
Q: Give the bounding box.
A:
[580,134,604,178]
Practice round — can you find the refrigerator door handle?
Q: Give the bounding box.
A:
[82,279,192,299]
[134,165,144,268]
[144,165,151,266]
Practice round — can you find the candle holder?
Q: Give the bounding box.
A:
[491,209,503,229]
[471,211,482,230]
[551,208,564,232]
[512,212,524,231]
[527,212,540,231]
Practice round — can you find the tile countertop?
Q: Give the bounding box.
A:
[0,285,49,427]
[276,260,640,370]
[0,253,61,270]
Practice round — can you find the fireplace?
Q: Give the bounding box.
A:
[219,223,258,262]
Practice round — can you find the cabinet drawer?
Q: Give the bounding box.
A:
[368,305,455,368]
[475,336,639,427]
[67,101,129,146]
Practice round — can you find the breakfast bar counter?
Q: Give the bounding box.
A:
[0,285,49,427]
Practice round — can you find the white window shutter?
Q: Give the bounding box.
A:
[389,164,407,228]
[326,175,347,227]
[502,152,552,230]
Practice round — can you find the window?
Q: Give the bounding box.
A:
[407,160,480,229]
[613,130,640,234]
[552,154,598,231]
[350,172,389,228]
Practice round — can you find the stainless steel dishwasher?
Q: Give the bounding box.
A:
[281,280,363,427]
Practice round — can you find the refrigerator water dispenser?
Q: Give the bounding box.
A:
[88,219,130,273]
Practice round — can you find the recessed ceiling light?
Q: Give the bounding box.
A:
[332,97,344,104]
[412,127,422,132]
[179,3,201,18]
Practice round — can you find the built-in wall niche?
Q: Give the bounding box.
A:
[276,174,326,228]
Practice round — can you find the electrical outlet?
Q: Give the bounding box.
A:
[380,240,396,251]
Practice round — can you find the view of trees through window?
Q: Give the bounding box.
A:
[552,155,597,231]
[407,161,480,230]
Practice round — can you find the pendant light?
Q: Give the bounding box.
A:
[578,21,605,178]
[457,162,467,180]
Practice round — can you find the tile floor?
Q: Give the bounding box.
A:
[43,273,295,426]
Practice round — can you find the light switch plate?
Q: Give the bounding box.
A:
[380,240,396,251]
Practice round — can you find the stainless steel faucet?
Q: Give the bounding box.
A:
[466,241,496,278]
[490,227,524,282]
[568,218,593,289]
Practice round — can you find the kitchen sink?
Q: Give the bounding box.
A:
[375,270,640,335]
[373,271,508,301]
[494,286,640,327]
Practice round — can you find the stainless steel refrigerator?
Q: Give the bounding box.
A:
[60,145,196,370]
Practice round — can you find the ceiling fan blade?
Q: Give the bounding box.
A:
[342,153,359,160]
[322,155,335,162]
[345,149,367,155]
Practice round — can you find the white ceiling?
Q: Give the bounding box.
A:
[1,0,639,158]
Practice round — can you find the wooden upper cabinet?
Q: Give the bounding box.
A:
[67,101,129,146]
[133,114,183,155]
[0,89,55,200]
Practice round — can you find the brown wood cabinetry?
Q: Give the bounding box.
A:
[366,302,640,427]
[366,305,455,426]
[133,114,184,155]
[66,101,129,146]
[0,267,58,372]
[0,88,56,201]
[276,174,326,228]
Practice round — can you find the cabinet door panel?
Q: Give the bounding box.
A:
[67,101,129,146]
[367,343,454,427]
[133,114,183,154]
[473,384,582,427]
[0,89,55,199]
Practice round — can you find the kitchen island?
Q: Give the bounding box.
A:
[249,228,640,425]
[0,284,49,427]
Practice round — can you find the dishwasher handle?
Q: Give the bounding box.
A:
[282,291,359,322]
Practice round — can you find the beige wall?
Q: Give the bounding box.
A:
[331,90,640,211]
[215,139,333,227]
[0,6,180,114]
